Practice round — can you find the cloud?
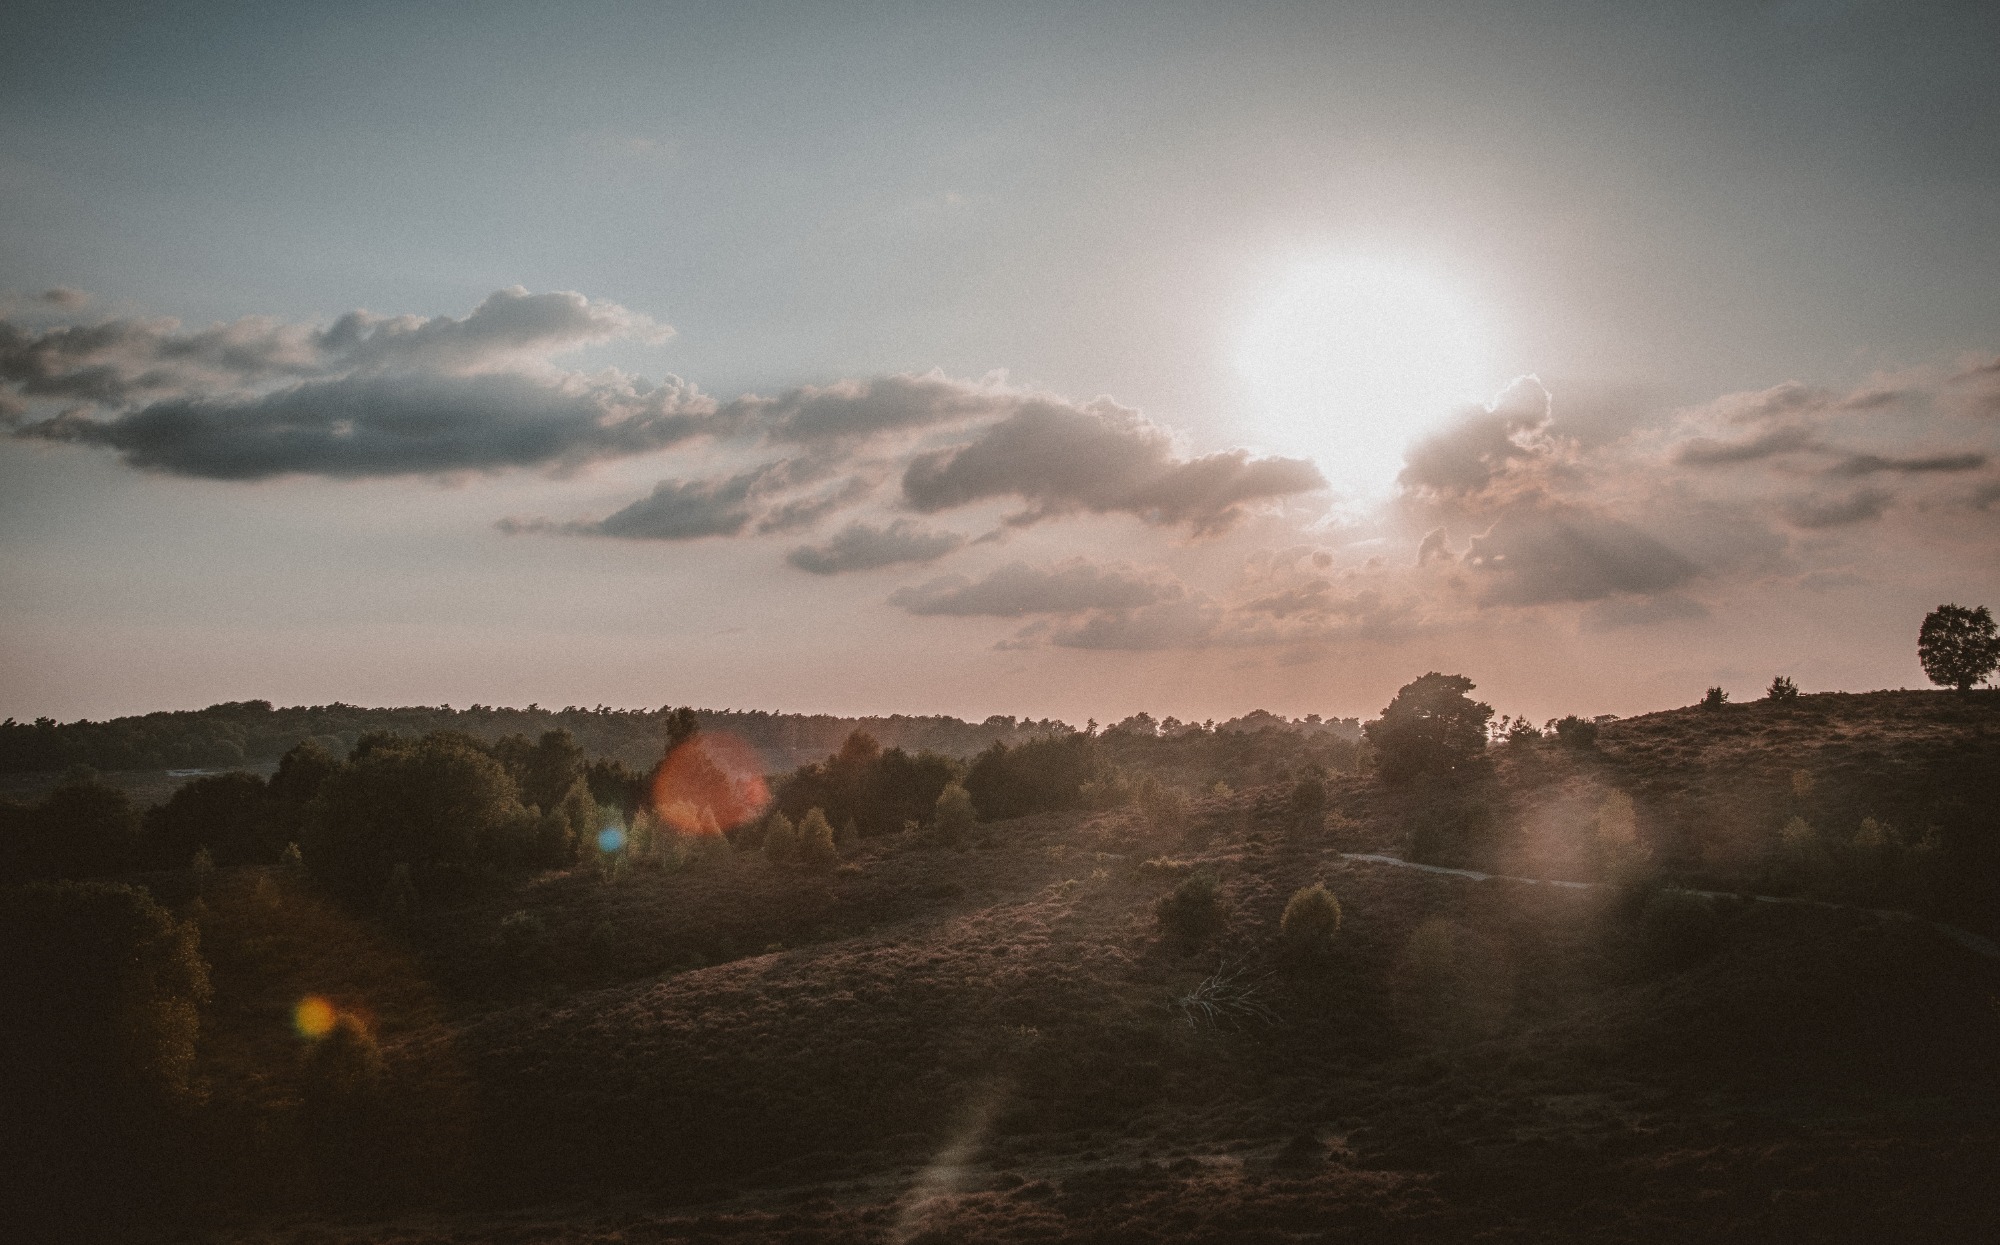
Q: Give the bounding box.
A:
[1783,488,1892,529]
[1461,505,1700,605]
[4,288,691,478]
[888,559,1183,617]
[902,398,1323,533]
[322,286,670,375]
[501,466,777,541]
[38,287,88,309]
[21,372,711,480]
[1673,424,1816,466]
[723,372,1004,445]
[1046,597,1222,650]
[786,520,964,575]
[1947,355,2000,418]
[1399,376,1559,498]
[1828,451,1987,476]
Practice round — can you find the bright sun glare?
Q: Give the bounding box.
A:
[1236,257,1494,498]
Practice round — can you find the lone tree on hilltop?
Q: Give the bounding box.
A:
[1364,673,1493,786]
[1918,604,2000,691]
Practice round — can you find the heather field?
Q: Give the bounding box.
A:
[7,690,2000,1242]
[125,691,1995,1243]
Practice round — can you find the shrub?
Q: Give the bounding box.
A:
[1766,675,1800,702]
[1278,883,1342,960]
[1287,770,1328,824]
[1700,686,1729,709]
[1550,715,1598,749]
[1918,603,2000,691]
[1156,870,1229,947]
[932,783,977,848]
[796,808,839,872]
[1363,673,1493,786]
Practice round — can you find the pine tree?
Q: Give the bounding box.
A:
[763,811,797,865]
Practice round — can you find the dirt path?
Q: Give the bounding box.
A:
[1335,851,2000,959]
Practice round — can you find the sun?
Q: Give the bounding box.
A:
[1235,256,1494,498]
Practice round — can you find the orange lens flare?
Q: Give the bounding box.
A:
[294,995,337,1039]
[649,731,771,835]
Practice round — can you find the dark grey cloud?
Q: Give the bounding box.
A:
[1783,488,1892,529]
[1462,506,1700,605]
[723,372,1002,445]
[754,475,875,534]
[0,315,322,404]
[1673,424,1816,466]
[888,559,1182,617]
[902,399,1322,533]
[786,520,964,575]
[504,468,769,541]
[19,372,710,480]
[1828,451,1987,476]
[38,287,89,309]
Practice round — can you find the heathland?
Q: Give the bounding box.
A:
[3,685,1996,1243]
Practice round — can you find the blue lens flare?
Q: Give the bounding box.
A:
[597,826,627,853]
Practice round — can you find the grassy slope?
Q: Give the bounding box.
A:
[210,692,2000,1243]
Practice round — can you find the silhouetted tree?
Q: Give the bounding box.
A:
[1363,673,1493,786]
[146,769,276,867]
[305,734,531,904]
[1918,603,2000,691]
[1700,686,1729,709]
[1766,675,1800,702]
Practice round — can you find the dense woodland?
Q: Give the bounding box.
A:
[0,699,1361,777]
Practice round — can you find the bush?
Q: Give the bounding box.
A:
[1700,686,1729,709]
[1364,673,1493,787]
[1287,770,1327,824]
[796,808,838,871]
[1766,675,1800,702]
[963,731,1099,820]
[932,783,977,848]
[1550,715,1598,749]
[1156,870,1228,947]
[1278,883,1342,961]
[763,811,797,864]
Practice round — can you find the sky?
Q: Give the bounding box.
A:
[3,0,1998,727]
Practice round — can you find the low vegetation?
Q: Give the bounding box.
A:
[4,657,1998,1241]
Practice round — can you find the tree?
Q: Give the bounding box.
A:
[1363,673,1493,786]
[1157,870,1228,947]
[796,808,839,872]
[1700,686,1729,709]
[932,782,977,848]
[304,733,530,904]
[1918,604,2000,691]
[146,770,276,867]
[1766,675,1800,702]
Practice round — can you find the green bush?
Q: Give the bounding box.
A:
[796,808,839,872]
[1278,883,1342,960]
[932,783,977,848]
[1157,870,1229,947]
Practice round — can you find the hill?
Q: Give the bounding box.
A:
[8,689,1998,1242]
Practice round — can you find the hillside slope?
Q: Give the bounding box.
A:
[195,692,2000,1242]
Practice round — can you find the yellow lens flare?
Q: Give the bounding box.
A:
[293,995,338,1039]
